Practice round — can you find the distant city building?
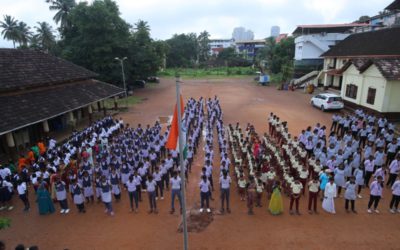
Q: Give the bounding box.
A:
[292,23,368,78]
[232,27,254,42]
[208,39,235,56]
[270,26,280,37]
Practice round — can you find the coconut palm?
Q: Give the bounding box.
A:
[0,15,19,48]
[34,22,56,51]
[46,0,76,29]
[15,21,32,47]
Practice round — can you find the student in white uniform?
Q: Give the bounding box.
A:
[82,171,94,203]
[70,179,85,213]
[17,179,30,212]
[55,178,69,214]
[219,170,231,213]
[100,175,114,216]
[126,175,139,213]
[344,176,357,213]
[389,176,400,213]
[169,171,182,214]
[199,175,211,213]
[146,175,158,214]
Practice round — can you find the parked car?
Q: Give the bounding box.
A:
[310,93,344,111]
[146,76,160,83]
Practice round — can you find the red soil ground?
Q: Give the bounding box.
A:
[1,77,399,250]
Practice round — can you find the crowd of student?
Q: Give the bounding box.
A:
[0,95,210,216]
[263,109,400,214]
[2,96,400,222]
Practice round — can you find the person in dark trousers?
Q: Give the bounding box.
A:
[367,176,383,214]
[219,170,231,213]
[16,179,30,212]
[199,175,211,213]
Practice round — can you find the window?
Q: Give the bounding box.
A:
[345,84,358,99]
[367,88,376,105]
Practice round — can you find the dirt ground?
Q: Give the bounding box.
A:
[2,77,399,250]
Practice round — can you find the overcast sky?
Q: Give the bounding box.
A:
[0,0,393,47]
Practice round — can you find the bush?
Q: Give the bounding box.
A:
[0,217,11,230]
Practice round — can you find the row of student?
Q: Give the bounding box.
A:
[0,98,204,215]
[225,114,398,216]
[267,112,400,214]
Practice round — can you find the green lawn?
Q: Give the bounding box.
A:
[158,67,256,79]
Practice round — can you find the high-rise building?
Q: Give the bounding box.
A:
[270,26,280,37]
[232,27,254,41]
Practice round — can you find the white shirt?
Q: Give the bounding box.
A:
[199,180,210,193]
[291,182,303,194]
[17,182,27,195]
[170,177,181,190]
[219,176,231,189]
[0,168,11,179]
[126,180,137,192]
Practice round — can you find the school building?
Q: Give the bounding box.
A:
[320,27,400,120]
[0,49,124,161]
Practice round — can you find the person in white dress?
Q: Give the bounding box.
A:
[322,177,337,214]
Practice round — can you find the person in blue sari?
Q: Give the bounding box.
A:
[36,183,55,215]
[319,169,330,201]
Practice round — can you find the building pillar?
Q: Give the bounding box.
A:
[114,96,118,110]
[43,120,50,137]
[5,132,17,161]
[102,100,107,116]
[88,105,93,124]
[67,111,76,130]
[97,101,101,112]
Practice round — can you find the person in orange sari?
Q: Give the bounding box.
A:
[27,150,35,165]
[38,140,46,156]
[18,155,28,173]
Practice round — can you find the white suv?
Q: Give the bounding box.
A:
[310,93,344,111]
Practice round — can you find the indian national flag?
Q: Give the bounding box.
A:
[166,95,186,158]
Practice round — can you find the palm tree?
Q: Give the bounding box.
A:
[34,22,56,52]
[46,0,76,30]
[0,15,19,48]
[135,20,150,33]
[15,21,32,47]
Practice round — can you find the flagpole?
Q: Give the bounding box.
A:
[176,76,189,250]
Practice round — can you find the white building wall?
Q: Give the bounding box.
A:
[384,80,400,112]
[360,66,386,112]
[294,33,350,60]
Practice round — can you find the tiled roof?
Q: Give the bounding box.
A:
[0,80,124,135]
[373,58,400,80]
[0,49,97,92]
[321,27,400,57]
[341,58,400,81]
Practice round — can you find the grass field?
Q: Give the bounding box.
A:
[158,67,256,78]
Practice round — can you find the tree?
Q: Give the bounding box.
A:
[46,0,76,32]
[128,20,165,79]
[166,33,198,67]
[0,15,19,48]
[15,21,32,47]
[61,0,131,84]
[256,36,294,75]
[197,30,210,63]
[357,15,370,23]
[34,22,56,52]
